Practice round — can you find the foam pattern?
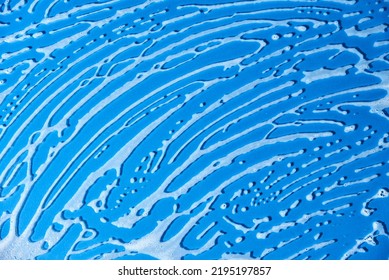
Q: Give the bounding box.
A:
[0,0,388,259]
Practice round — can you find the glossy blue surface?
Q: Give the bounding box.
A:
[0,0,388,260]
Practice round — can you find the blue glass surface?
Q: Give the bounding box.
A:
[0,0,388,260]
